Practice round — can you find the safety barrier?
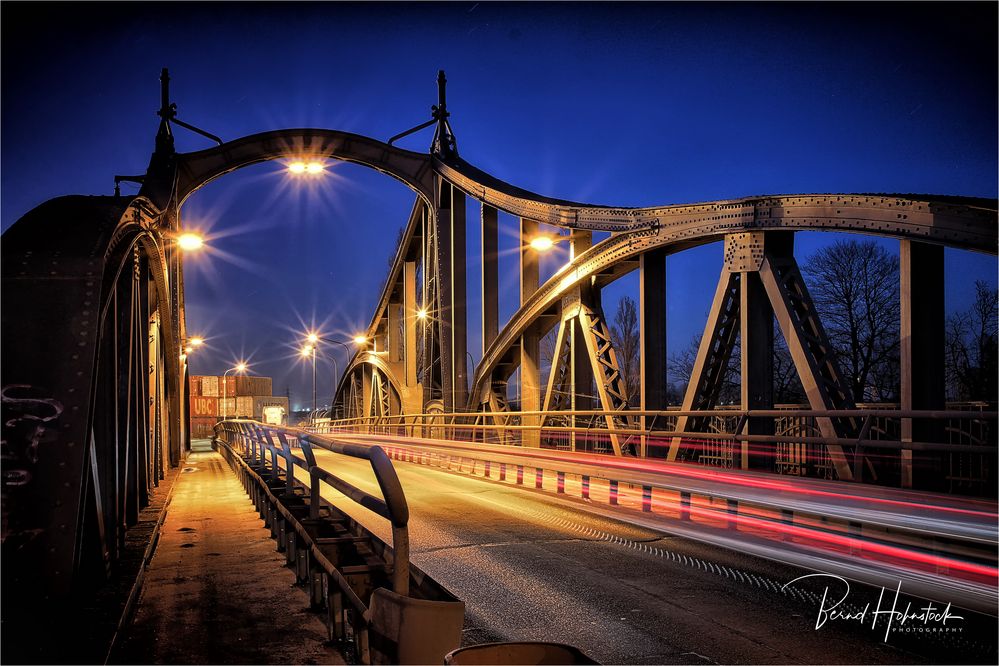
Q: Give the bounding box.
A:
[323,429,998,614]
[316,405,997,494]
[214,420,464,665]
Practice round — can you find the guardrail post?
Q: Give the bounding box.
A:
[535,468,544,489]
[485,461,491,478]
[557,471,566,494]
[516,465,524,485]
[500,463,507,481]
[679,491,690,520]
[642,485,652,512]
[581,475,590,499]
[609,479,619,505]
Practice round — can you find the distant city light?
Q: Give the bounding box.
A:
[177,232,204,251]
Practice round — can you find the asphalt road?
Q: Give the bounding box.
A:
[305,448,997,665]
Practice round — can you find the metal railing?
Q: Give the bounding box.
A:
[319,429,998,614]
[311,405,997,494]
[213,420,463,664]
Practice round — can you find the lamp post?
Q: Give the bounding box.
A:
[301,345,317,416]
[304,332,369,417]
[222,362,247,420]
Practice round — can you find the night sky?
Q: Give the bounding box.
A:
[2,2,996,410]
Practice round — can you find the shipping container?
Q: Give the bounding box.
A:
[190,417,217,439]
[234,396,254,418]
[201,375,219,397]
[189,375,201,397]
[190,395,218,418]
[253,395,288,417]
[217,397,236,418]
[219,376,236,398]
[261,405,286,425]
[235,375,273,397]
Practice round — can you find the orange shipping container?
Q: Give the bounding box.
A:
[235,376,273,397]
[190,417,217,440]
[201,375,219,397]
[190,395,218,418]
[189,375,201,397]
[219,376,236,397]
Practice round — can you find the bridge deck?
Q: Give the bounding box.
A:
[112,444,344,665]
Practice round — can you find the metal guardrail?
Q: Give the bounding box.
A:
[321,429,998,614]
[214,420,464,665]
[315,406,997,493]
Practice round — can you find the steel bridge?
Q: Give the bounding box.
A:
[2,71,997,663]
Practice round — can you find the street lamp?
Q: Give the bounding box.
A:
[176,232,205,252]
[529,234,569,252]
[222,362,248,420]
[301,345,317,416]
[288,160,326,175]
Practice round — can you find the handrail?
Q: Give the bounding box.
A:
[216,419,411,596]
[312,408,997,456]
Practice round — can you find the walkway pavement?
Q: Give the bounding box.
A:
[113,444,344,665]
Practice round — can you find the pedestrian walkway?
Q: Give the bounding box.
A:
[113,445,344,665]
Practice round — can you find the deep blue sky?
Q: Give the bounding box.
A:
[3,2,996,410]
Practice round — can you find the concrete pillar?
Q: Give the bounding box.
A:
[482,204,499,353]
[900,240,945,489]
[640,249,667,457]
[521,218,541,446]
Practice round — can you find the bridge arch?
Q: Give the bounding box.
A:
[172,129,436,208]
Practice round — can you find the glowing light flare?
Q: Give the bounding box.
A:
[184,345,194,354]
[307,333,320,344]
[288,160,327,175]
[416,309,428,320]
[189,337,204,347]
[177,232,204,251]
[353,335,368,345]
[301,346,314,357]
[529,236,555,252]
[234,362,248,373]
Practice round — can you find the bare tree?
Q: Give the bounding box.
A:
[773,331,806,404]
[609,296,640,404]
[946,281,998,402]
[802,240,900,403]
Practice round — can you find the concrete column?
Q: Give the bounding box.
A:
[900,240,945,489]
[740,271,775,470]
[640,249,667,457]
[521,218,541,446]
[403,260,418,388]
[481,204,499,353]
